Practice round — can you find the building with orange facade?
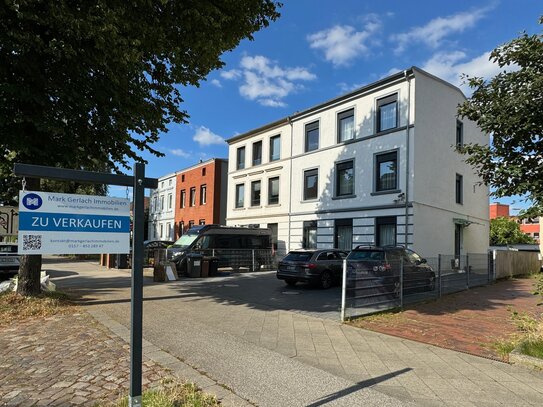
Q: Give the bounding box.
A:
[173,158,228,239]
[489,202,541,244]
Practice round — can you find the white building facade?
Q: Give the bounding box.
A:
[148,172,177,241]
[225,67,489,258]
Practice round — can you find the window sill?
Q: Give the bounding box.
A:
[332,194,356,200]
[266,204,281,208]
[233,207,246,211]
[249,205,263,209]
[371,189,401,196]
[301,199,319,203]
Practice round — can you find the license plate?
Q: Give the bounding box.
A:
[287,266,296,271]
[0,258,17,263]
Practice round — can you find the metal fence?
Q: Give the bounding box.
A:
[150,248,276,272]
[342,252,494,320]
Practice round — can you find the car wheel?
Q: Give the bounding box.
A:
[285,279,297,287]
[320,270,333,289]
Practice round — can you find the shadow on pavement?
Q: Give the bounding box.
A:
[306,368,412,407]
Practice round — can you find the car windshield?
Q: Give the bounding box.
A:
[348,250,384,261]
[283,252,313,262]
[172,234,198,249]
[406,249,422,263]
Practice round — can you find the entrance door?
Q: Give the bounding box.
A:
[454,224,462,258]
[335,219,353,250]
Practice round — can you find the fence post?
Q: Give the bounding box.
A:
[438,254,442,298]
[399,257,404,308]
[466,254,470,289]
[252,249,255,272]
[340,259,347,322]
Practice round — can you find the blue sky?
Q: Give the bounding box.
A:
[113,1,541,213]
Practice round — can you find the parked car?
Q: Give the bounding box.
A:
[0,243,19,278]
[277,249,349,289]
[347,245,435,293]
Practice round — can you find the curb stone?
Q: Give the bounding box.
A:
[87,309,254,406]
[510,345,543,370]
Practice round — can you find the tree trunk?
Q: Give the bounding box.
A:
[17,177,42,296]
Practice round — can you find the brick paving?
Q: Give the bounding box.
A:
[352,276,542,359]
[0,312,168,407]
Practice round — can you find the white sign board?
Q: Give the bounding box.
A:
[18,191,130,254]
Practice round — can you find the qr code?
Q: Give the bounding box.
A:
[23,234,42,250]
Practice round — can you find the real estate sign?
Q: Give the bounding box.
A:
[18,191,130,254]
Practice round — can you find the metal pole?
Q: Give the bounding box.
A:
[340,259,347,322]
[438,254,442,298]
[399,257,404,308]
[129,163,145,407]
[466,254,470,289]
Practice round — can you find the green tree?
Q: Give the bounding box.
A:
[458,16,543,217]
[490,217,535,246]
[1,0,281,295]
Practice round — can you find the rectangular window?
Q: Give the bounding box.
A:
[188,220,194,229]
[456,120,464,147]
[236,146,245,170]
[268,177,279,205]
[179,221,184,235]
[180,190,186,208]
[251,180,261,207]
[160,196,164,211]
[305,121,319,152]
[303,169,318,200]
[181,174,185,182]
[375,152,398,192]
[168,193,172,210]
[166,222,171,239]
[335,219,353,251]
[376,217,396,246]
[160,224,164,239]
[336,160,354,196]
[252,141,262,166]
[202,167,206,176]
[199,219,205,225]
[169,179,172,186]
[267,223,278,252]
[200,184,207,205]
[270,135,280,161]
[456,174,463,204]
[152,197,157,212]
[377,94,398,132]
[303,221,317,249]
[338,108,355,142]
[235,184,245,208]
[190,187,196,206]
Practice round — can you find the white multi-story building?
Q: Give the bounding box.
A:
[148,172,177,241]
[225,67,489,258]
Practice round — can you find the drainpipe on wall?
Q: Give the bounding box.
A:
[287,116,293,253]
[404,70,412,248]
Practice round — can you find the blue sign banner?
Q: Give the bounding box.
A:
[19,212,130,233]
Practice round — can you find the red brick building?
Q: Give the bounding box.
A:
[489,202,541,243]
[489,203,510,219]
[174,158,228,238]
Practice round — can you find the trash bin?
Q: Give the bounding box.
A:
[186,253,203,278]
[115,253,129,269]
[208,256,219,276]
[201,257,210,278]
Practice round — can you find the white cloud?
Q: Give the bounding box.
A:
[220,69,241,80]
[210,79,222,88]
[307,16,381,66]
[192,126,225,146]
[225,55,316,107]
[392,7,491,54]
[421,50,504,92]
[169,149,190,158]
[338,82,365,93]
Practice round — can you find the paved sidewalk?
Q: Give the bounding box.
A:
[49,259,543,406]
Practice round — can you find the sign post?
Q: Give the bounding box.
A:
[14,163,157,407]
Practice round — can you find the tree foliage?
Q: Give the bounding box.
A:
[0,0,281,190]
[490,217,535,246]
[458,17,543,216]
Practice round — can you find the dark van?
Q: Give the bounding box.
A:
[168,225,273,273]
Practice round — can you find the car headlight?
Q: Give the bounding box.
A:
[172,251,184,259]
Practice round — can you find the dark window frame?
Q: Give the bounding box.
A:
[270,135,281,162]
[303,220,318,249]
[456,120,464,147]
[374,150,398,192]
[303,168,319,201]
[252,140,262,166]
[456,173,463,204]
[251,180,261,207]
[337,108,355,143]
[334,218,353,250]
[305,121,319,152]
[335,159,355,197]
[377,94,398,133]
[236,146,246,170]
[268,176,280,205]
[375,216,397,247]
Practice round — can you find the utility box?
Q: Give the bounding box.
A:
[186,253,203,278]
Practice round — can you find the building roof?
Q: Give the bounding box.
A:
[226,66,466,145]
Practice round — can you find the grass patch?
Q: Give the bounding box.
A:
[519,340,543,359]
[492,339,518,359]
[98,379,219,407]
[0,290,77,326]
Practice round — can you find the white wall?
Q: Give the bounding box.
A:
[148,173,177,240]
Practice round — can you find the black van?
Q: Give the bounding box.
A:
[168,225,273,272]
